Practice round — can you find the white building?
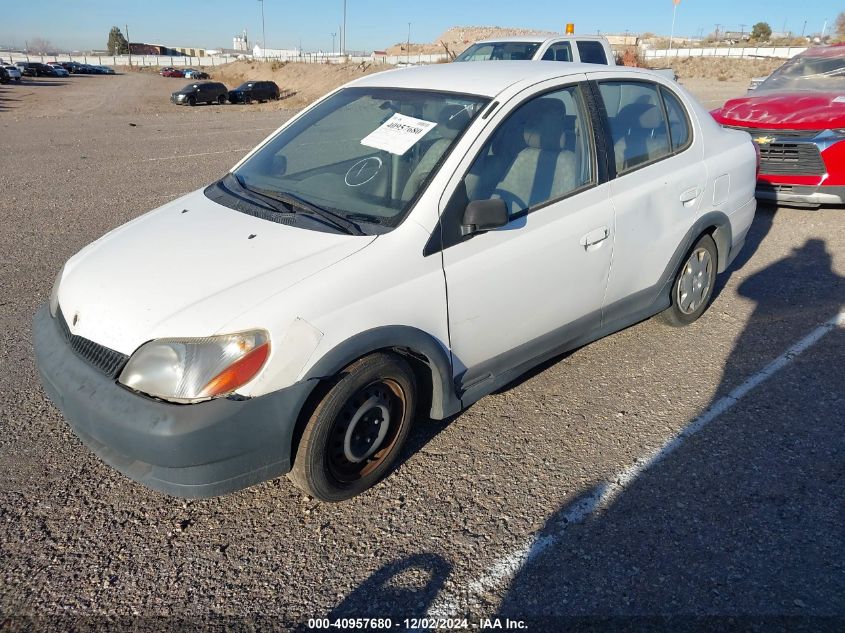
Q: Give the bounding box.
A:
[252,44,300,60]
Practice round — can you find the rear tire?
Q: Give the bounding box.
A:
[288,353,416,502]
[659,234,718,327]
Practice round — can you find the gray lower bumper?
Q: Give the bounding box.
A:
[756,184,845,207]
[33,304,316,498]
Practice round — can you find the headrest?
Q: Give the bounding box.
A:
[638,104,663,130]
[521,99,567,150]
[616,102,662,131]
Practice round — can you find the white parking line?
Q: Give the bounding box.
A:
[144,148,252,162]
[427,310,845,618]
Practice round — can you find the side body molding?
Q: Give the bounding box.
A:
[302,326,461,420]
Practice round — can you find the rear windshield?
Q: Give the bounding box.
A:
[454,41,542,62]
[236,82,255,90]
[756,52,845,92]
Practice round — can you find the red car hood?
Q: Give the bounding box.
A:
[711,91,845,130]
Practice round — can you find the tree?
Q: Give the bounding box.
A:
[836,12,845,36]
[107,26,129,55]
[28,37,53,54]
[751,22,772,41]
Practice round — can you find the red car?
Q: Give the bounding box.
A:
[160,68,185,78]
[710,45,845,207]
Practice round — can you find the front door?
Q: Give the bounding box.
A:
[439,81,615,398]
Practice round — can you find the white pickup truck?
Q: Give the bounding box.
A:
[454,35,676,80]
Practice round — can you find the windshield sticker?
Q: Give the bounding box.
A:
[834,96,845,103]
[360,113,437,155]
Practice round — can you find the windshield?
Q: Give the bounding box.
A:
[232,87,488,227]
[757,52,845,92]
[454,41,542,62]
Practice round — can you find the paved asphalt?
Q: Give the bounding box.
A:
[0,74,843,632]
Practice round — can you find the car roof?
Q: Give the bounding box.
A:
[351,61,647,98]
[801,44,845,59]
[472,34,608,44]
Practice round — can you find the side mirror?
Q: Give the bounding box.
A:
[460,198,508,236]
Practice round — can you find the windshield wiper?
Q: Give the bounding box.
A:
[235,177,364,236]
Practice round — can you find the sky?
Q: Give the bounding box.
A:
[0,0,837,53]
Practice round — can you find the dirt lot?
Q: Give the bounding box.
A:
[1,71,843,631]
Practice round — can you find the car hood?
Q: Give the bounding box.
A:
[712,91,845,129]
[57,189,376,355]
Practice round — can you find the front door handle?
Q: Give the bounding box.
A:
[580,226,610,249]
[680,186,703,205]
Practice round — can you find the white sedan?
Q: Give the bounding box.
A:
[35,62,757,501]
[3,64,22,81]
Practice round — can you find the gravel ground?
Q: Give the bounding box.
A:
[0,73,843,632]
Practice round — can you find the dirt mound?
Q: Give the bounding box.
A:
[647,56,783,81]
[386,25,559,56]
[202,60,392,109]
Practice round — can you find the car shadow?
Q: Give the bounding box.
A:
[297,553,451,632]
[493,236,844,630]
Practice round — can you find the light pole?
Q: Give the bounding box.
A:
[342,0,347,55]
[258,0,267,60]
[407,22,411,65]
[330,32,336,55]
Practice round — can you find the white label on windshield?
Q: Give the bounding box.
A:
[360,113,437,155]
[834,96,845,103]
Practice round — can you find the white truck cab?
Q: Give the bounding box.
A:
[454,35,614,65]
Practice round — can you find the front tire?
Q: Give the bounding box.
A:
[217,94,225,105]
[288,353,416,502]
[187,95,196,107]
[660,234,718,327]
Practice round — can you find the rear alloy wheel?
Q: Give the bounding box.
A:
[288,353,416,502]
[660,234,718,327]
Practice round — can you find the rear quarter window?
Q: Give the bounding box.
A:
[577,41,608,65]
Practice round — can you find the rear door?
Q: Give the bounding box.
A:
[589,73,706,322]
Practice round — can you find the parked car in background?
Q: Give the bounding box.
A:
[16,62,52,77]
[184,69,210,79]
[171,81,229,106]
[60,61,84,74]
[92,65,115,75]
[161,68,185,78]
[47,65,70,77]
[3,64,22,82]
[711,45,845,207]
[228,80,280,103]
[36,62,757,502]
[453,34,677,80]
[0,66,9,84]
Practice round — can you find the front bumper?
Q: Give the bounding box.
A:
[33,304,316,498]
[756,183,845,207]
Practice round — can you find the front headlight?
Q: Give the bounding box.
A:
[49,264,65,317]
[119,330,270,403]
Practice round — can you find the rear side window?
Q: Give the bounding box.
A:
[598,81,671,173]
[660,86,691,151]
[541,42,573,62]
[577,41,607,65]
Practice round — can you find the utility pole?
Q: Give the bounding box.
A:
[342,0,347,55]
[714,24,722,43]
[330,32,336,55]
[407,22,411,65]
[126,24,131,67]
[739,24,746,41]
[669,0,679,50]
[801,21,807,37]
[258,0,266,60]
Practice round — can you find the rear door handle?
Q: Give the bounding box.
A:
[680,186,703,205]
[579,226,610,248]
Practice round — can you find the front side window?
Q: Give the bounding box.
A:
[231,87,488,227]
[599,81,671,173]
[541,43,573,62]
[460,85,594,217]
[454,42,542,62]
[577,41,607,65]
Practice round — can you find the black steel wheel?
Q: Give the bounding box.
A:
[288,353,416,502]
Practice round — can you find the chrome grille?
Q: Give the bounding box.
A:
[56,308,128,378]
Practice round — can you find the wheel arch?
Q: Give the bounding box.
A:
[301,326,461,421]
[697,210,733,273]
